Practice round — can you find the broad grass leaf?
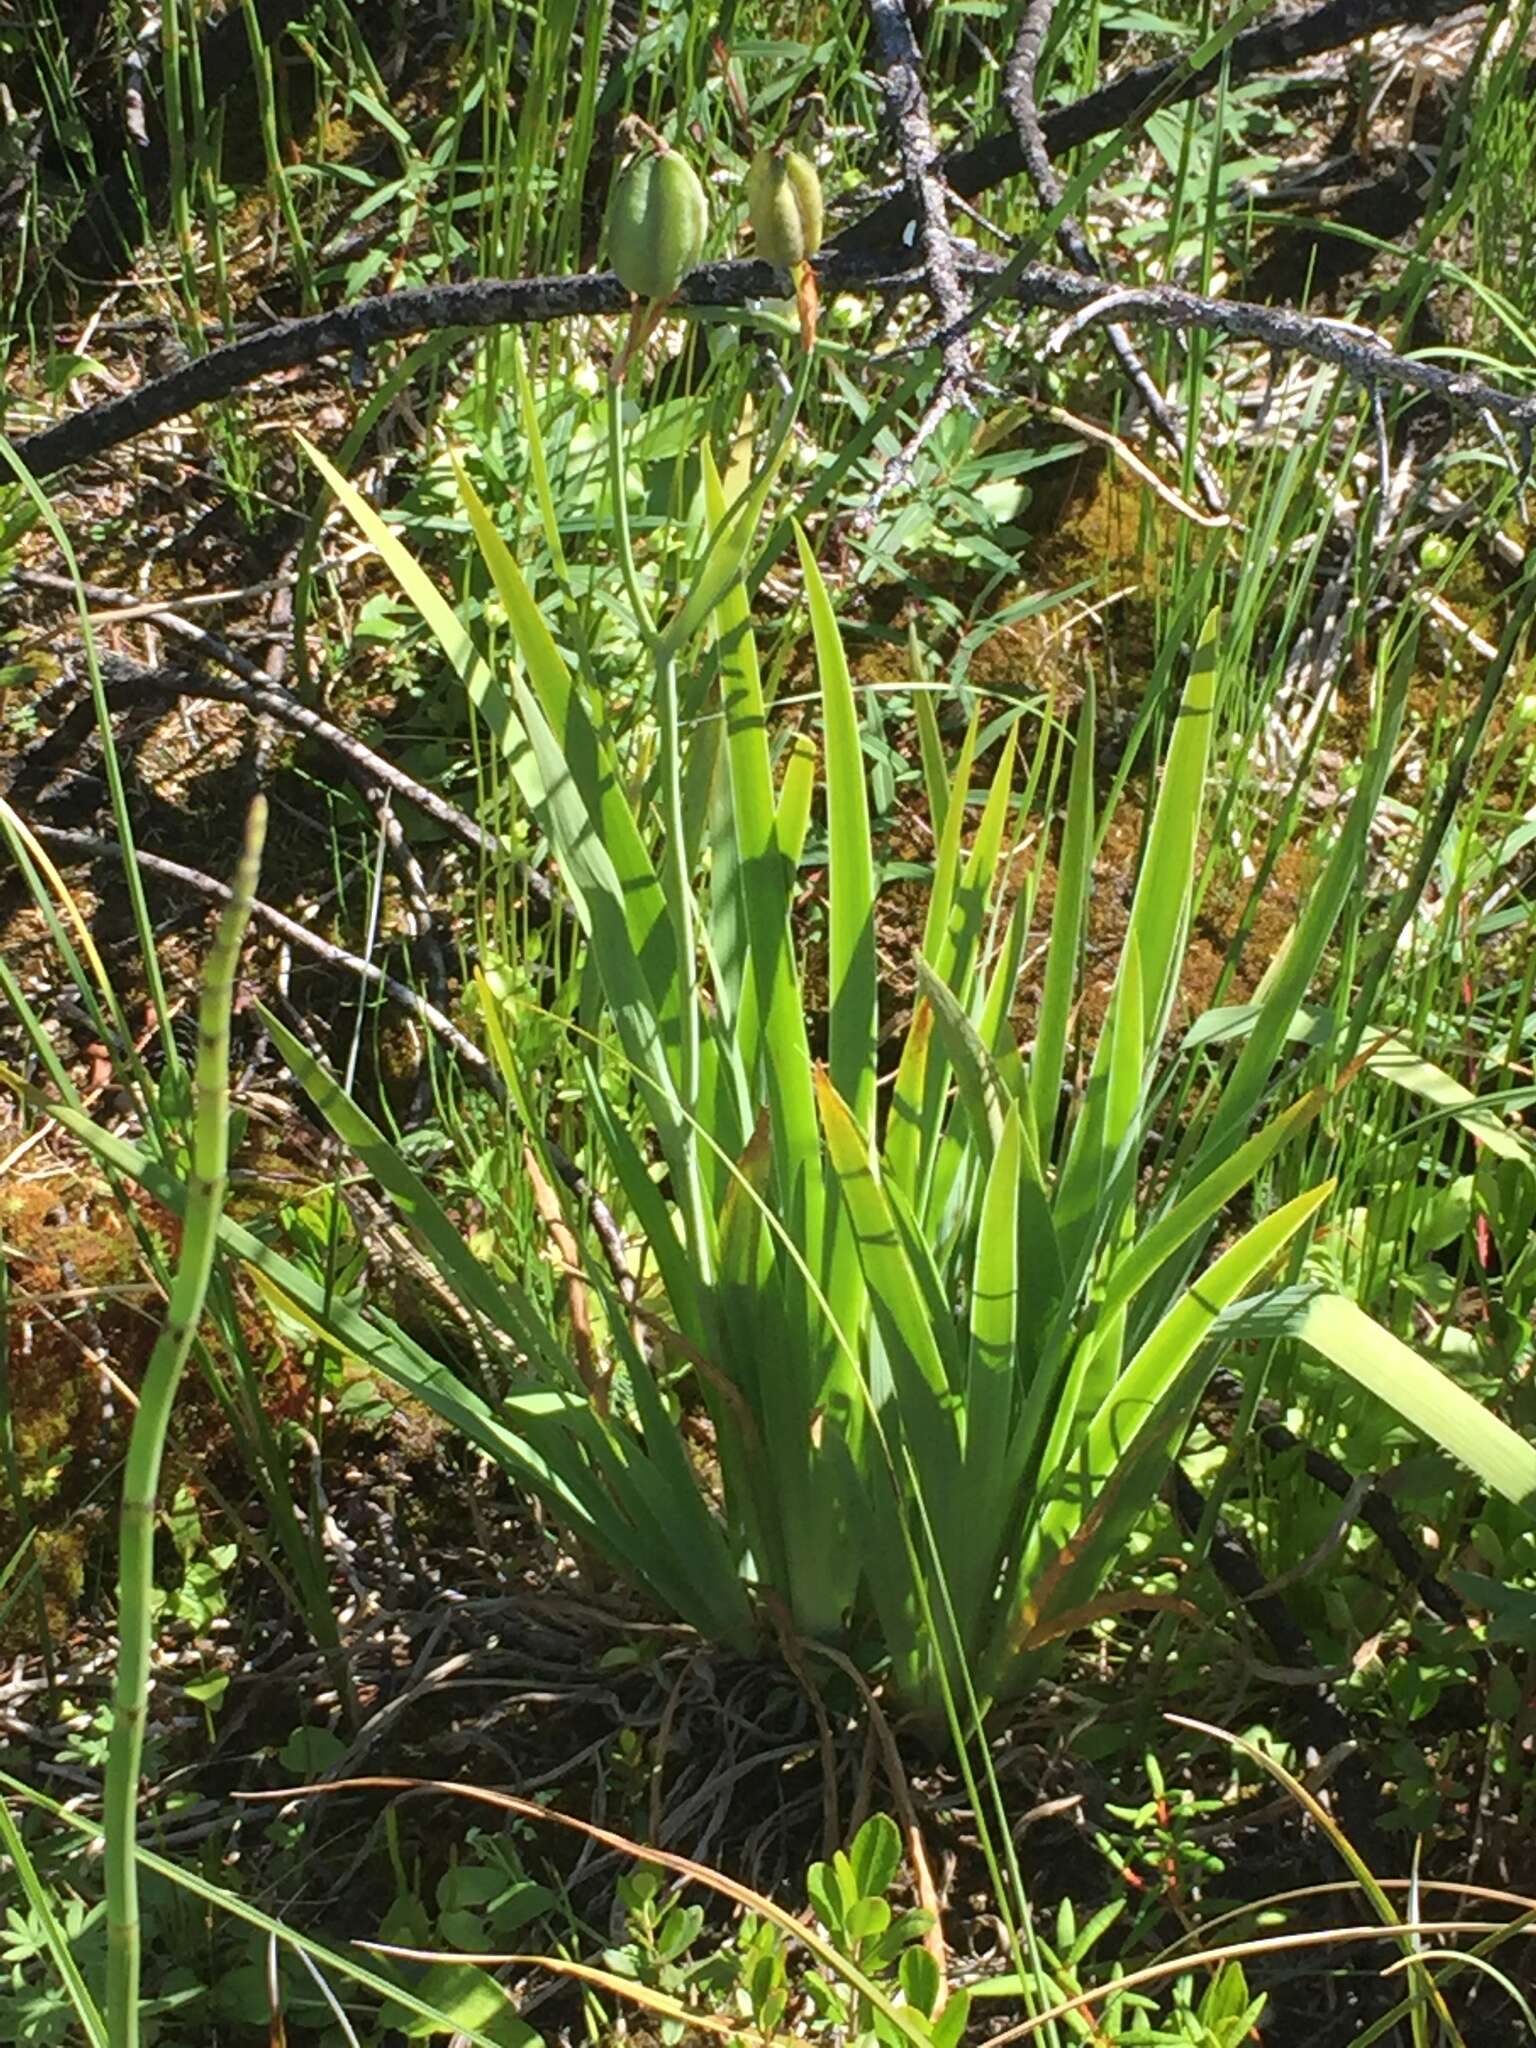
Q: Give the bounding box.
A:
[1292,1292,1536,1510]
[797,526,877,1134]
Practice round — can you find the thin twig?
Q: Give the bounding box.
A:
[54,642,551,899]
[993,262,1536,441]
[32,821,489,1071]
[27,823,634,1333]
[1002,0,1225,511]
[17,566,275,684]
[1013,394,1230,527]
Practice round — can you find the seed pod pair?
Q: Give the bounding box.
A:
[744,144,823,270]
[606,118,709,382]
[745,105,824,352]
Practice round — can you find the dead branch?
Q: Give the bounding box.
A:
[862,0,978,515]
[842,0,1485,249]
[983,260,1536,443]
[26,632,548,897]
[11,245,1535,491]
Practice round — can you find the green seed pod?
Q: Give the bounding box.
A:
[745,145,823,269]
[607,144,708,302]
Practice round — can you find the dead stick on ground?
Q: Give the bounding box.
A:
[38,636,551,901]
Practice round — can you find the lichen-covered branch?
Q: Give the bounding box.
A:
[14,248,1534,487]
[862,0,977,512]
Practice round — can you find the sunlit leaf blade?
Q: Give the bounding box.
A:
[919,708,979,964]
[453,458,678,1011]
[938,720,1018,996]
[1081,1178,1336,1493]
[1292,1292,1536,1509]
[798,526,877,1136]
[999,1181,1335,1682]
[656,379,797,665]
[1362,1034,1533,1167]
[1095,1091,1326,1332]
[296,435,518,755]
[904,723,1020,1221]
[1120,606,1217,1058]
[816,1071,952,1410]
[776,731,817,867]
[965,1105,1023,1525]
[913,672,950,846]
[715,477,817,1174]
[0,1797,107,2045]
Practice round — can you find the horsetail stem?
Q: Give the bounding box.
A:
[104,797,267,2048]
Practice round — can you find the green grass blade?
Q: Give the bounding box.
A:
[713,474,818,1170]
[1096,1091,1327,1332]
[1067,1181,1336,1518]
[257,1004,563,1371]
[1186,1004,1536,1168]
[1120,608,1218,1059]
[1291,1293,1536,1509]
[296,434,518,755]
[913,674,951,846]
[914,956,1011,1170]
[816,1070,952,1411]
[798,526,877,1136]
[452,457,678,1016]
[965,1105,1024,1567]
[0,1775,522,2048]
[906,722,1021,1221]
[885,999,936,1204]
[997,1182,1335,1688]
[0,1795,107,2048]
[1051,934,1145,1277]
[938,720,1019,993]
[919,708,980,963]
[655,376,800,666]
[776,730,817,868]
[972,899,1033,1117]
[1192,633,1410,1174]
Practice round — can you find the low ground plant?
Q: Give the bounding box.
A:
[4,3,1536,2041]
[20,401,1530,1747]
